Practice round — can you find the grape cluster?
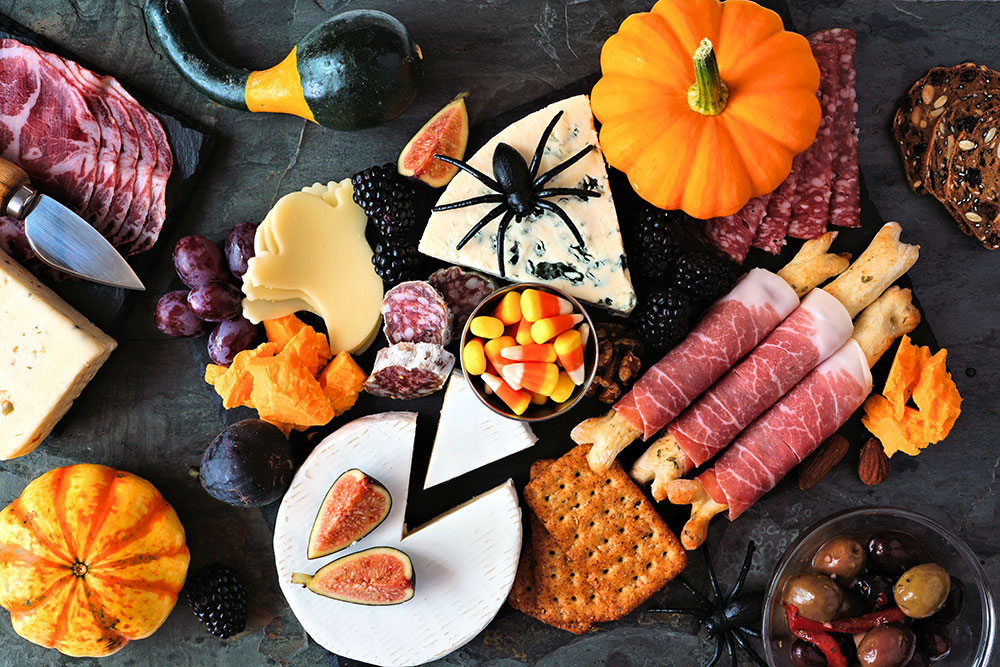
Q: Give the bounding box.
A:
[154,224,260,365]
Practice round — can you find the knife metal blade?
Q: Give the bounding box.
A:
[22,194,145,291]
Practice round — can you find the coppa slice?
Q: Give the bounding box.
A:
[292,547,414,605]
[308,469,391,559]
[419,95,635,314]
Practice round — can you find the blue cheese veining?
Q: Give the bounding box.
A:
[419,95,636,314]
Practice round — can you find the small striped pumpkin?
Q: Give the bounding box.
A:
[0,464,190,657]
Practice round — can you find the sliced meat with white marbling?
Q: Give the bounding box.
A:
[753,154,804,254]
[614,269,799,440]
[703,193,771,263]
[107,82,158,251]
[712,339,872,519]
[669,288,852,467]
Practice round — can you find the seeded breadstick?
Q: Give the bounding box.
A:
[824,223,920,317]
[776,231,851,297]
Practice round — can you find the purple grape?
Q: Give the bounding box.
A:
[174,235,229,288]
[208,317,258,365]
[225,222,257,279]
[155,291,212,338]
[187,281,243,322]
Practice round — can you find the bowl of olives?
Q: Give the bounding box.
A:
[762,506,995,666]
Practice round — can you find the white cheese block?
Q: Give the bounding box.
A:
[419,94,636,313]
[0,250,116,459]
[274,412,522,666]
[242,179,384,353]
[424,372,537,489]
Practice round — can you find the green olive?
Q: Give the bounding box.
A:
[812,535,866,581]
[783,573,844,622]
[894,563,951,618]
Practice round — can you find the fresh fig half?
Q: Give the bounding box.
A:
[397,91,469,187]
[291,547,415,605]
[307,469,392,559]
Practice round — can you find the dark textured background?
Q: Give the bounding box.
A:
[0,1,996,665]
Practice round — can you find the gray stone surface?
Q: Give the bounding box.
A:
[0,0,996,665]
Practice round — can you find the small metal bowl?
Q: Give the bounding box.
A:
[460,282,598,422]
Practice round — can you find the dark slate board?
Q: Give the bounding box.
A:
[0,14,213,333]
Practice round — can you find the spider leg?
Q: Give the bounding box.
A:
[733,629,768,667]
[433,154,502,192]
[740,626,761,638]
[528,111,564,179]
[703,546,723,604]
[494,211,514,278]
[535,187,601,200]
[432,194,505,212]
[677,577,714,609]
[727,541,757,604]
[533,145,594,188]
[535,200,586,248]
[725,635,738,667]
[456,204,508,251]
[646,607,709,620]
[703,634,724,667]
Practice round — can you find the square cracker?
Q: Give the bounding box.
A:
[524,444,687,615]
[507,530,538,617]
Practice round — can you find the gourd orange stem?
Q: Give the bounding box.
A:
[688,39,729,116]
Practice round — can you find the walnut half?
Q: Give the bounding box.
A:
[585,323,644,404]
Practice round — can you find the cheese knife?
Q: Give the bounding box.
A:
[0,156,145,290]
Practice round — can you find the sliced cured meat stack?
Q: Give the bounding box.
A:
[706,338,872,519]
[108,87,157,251]
[813,28,860,228]
[381,280,453,346]
[614,268,799,440]
[752,154,804,254]
[130,107,172,255]
[787,40,842,240]
[703,194,771,263]
[668,287,853,468]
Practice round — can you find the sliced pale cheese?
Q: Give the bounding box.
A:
[275,412,521,667]
[419,94,636,313]
[0,249,116,459]
[242,179,383,353]
[424,372,537,489]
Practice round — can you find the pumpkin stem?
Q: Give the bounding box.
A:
[688,38,729,116]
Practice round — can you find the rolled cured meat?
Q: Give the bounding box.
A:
[704,338,872,519]
[669,288,853,467]
[614,268,799,440]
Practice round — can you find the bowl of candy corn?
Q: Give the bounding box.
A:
[460,283,598,422]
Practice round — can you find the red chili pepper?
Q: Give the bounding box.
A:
[786,606,848,667]
[783,602,907,634]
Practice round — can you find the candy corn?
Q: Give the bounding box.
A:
[554,329,585,385]
[520,288,573,322]
[578,322,590,347]
[528,390,548,406]
[549,371,576,403]
[500,343,557,363]
[513,317,533,345]
[501,362,559,395]
[470,315,505,339]
[482,372,530,415]
[530,314,583,344]
[484,335,516,371]
[462,338,487,375]
[493,291,522,325]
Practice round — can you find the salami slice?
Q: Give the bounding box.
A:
[364,342,456,399]
[428,266,496,337]
[787,41,842,240]
[381,280,453,346]
[752,154,805,254]
[703,194,771,263]
[812,28,860,228]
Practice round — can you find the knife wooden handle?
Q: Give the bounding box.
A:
[0,157,30,214]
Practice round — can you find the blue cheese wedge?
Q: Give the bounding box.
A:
[419,95,636,313]
[0,250,116,459]
[424,372,537,488]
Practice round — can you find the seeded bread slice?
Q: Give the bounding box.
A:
[941,109,1000,249]
[924,92,1000,204]
[893,63,1000,193]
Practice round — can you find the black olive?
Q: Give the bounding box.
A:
[914,621,951,661]
[857,625,916,667]
[854,571,896,610]
[930,576,965,623]
[903,651,932,667]
[789,639,827,667]
[866,531,927,576]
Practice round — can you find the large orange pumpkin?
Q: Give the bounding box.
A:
[591,0,822,219]
[0,464,189,657]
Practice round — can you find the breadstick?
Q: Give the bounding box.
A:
[823,223,919,317]
[776,231,851,297]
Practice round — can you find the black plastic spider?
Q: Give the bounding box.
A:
[648,541,766,667]
[431,110,600,277]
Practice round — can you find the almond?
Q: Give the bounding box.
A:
[859,437,891,486]
[798,434,850,490]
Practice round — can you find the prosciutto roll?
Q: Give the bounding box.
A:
[614,268,799,440]
[705,338,872,519]
[669,288,853,467]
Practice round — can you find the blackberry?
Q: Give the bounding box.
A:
[372,240,420,286]
[187,563,247,639]
[635,288,692,353]
[674,251,738,302]
[628,207,683,280]
[351,163,417,238]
